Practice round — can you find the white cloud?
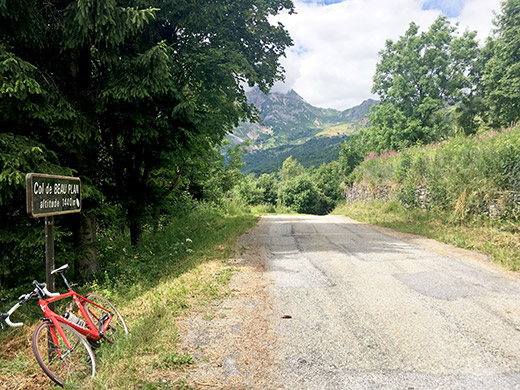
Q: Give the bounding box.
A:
[274,0,502,110]
[457,0,501,40]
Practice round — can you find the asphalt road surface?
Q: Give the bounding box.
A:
[257,215,520,390]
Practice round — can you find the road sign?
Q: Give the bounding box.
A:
[26,173,81,218]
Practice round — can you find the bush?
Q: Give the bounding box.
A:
[277,175,321,214]
[256,173,279,205]
[231,176,264,206]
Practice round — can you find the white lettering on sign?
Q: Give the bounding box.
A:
[35,181,80,196]
[39,199,61,209]
[34,182,43,195]
[66,184,79,194]
[54,183,67,195]
[61,197,80,207]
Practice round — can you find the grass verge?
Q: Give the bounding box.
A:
[334,201,520,271]
[0,208,258,390]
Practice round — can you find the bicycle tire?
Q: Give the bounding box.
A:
[32,321,96,387]
[83,293,128,343]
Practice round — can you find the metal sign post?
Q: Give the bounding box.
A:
[26,173,82,307]
[45,216,55,299]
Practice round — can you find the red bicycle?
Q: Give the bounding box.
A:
[0,264,128,387]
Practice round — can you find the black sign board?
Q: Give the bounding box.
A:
[26,173,82,218]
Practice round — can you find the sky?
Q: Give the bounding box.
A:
[272,0,503,110]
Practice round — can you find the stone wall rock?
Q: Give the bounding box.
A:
[344,182,396,203]
[344,182,519,219]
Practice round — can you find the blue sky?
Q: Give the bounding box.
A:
[422,0,465,17]
[274,0,502,110]
[303,0,344,4]
[305,0,466,17]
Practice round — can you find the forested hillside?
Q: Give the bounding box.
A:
[231,87,376,174]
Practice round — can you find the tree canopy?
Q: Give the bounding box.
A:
[0,0,293,284]
[483,0,520,127]
[369,16,479,152]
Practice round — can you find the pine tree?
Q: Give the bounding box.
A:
[0,0,293,282]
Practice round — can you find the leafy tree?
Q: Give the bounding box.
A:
[232,176,264,206]
[370,16,480,152]
[276,157,338,214]
[483,0,520,127]
[0,0,294,281]
[311,161,343,204]
[256,173,279,205]
[200,142,250,204]
[279,156,305,181]
[339,134,364,179]
[278,174,321,214]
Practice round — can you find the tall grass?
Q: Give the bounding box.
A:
[350,126,520,220]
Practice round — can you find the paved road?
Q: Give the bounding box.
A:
[256,215,520,390]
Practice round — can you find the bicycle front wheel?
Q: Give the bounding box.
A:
[32,321,96,387]
[83,293,128,343]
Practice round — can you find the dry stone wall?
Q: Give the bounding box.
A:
[344,182,396,203]
[344,181,519,218]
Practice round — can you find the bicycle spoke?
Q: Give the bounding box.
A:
[33,322,95,387]
[83,294,128,344]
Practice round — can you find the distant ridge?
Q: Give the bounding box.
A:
[231,87,377,175]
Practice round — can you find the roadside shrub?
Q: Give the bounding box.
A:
[278,175,321,214]
[231,176,264,206]
[256,173,279,205]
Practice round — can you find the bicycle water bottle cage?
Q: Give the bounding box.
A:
[98,312,111,336]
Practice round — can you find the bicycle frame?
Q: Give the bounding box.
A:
[38,289,114,351]
[0,267,127,388]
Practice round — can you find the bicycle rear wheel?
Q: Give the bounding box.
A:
[83,293,128,343]
[32,321,96,387]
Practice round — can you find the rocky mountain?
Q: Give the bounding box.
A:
[231,87,376,175]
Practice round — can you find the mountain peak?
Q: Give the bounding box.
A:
[232,89,377,174]
[285,89,304,100]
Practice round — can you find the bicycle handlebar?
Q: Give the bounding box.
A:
[4,301,24,327]
[1,281,60,329]
[33,280,60,298]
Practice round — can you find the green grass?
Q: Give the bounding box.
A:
[334,201,520,271]
[84,211,258,389]
[0,204,258,389]
[349,127,520,220]
[317,122,356,137]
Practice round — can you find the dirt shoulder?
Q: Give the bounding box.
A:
[178,221,279,389]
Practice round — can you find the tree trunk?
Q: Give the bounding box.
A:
[153,167,182,233]
[73,212,101,278]
[130,219,143,246]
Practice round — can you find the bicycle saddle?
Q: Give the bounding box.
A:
[51,264,69,275]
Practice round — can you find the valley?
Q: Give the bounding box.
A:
[231,87,376,174]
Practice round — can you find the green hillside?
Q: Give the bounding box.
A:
[242,135,350,175]
[231,88,376,174]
